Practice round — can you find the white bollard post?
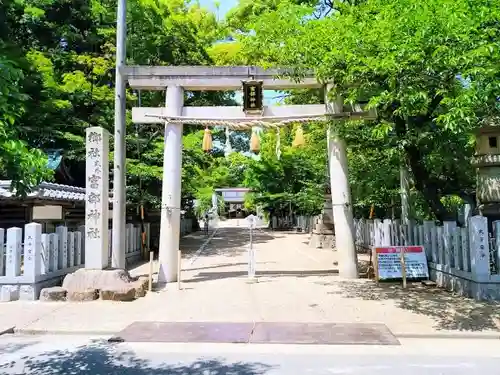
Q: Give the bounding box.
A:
[41,233,50,275]
[50,233,59,271]
[23,223,42,282]
[67,232,75,267]
[56,226,68,269]
[0,228,4,276]
[6,227,22,277]
[246,215,257,282]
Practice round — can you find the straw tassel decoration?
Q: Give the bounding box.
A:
[202,126,213,152]
[224,126,233,157]
[275,128,281,160]
[250,129,260,154]
[292,124,305,147]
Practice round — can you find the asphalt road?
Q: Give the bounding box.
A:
[1,334,500,374]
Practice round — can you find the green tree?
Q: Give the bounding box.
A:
[236,0,500,220]
[0,0,237,213]
[243,124,327,215]
[0,53,52,194]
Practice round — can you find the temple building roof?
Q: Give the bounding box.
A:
[0,181,113,202]
[0,181,86,201]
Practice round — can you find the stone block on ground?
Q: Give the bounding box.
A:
[133,277,149,298]
[40,287,67,302]
[62,268,150,301]
[67,289,99,302]
[100,286,136,301]
[0,285,20,302]
[19,285,36,301]
[62,268,133,291]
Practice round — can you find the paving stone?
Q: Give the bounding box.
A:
[250,322,400,345]
[111,322,254,343]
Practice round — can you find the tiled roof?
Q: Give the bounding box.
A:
[0,181,111,202]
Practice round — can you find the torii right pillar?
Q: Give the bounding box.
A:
[325,84,359,279]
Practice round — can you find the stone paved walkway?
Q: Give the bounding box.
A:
[2,219,500,337]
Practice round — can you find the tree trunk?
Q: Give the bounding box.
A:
[404,144,456,222]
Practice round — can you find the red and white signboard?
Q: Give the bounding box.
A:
[374,246,429,280]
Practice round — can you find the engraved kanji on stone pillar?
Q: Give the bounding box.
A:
[85,127,110,269]
[469,215,490,280]
[23,223,42,282]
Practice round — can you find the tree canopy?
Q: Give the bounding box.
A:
[1,0,498,222]
[233,0,500,220]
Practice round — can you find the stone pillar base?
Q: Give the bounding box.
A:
[309,232,336,249]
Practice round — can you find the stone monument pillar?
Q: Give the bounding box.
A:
[85,127,110,269]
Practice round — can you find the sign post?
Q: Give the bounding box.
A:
[373,246,429,285]
[246,214,258,281]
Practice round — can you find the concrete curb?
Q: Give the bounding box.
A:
[394,332,500,340]
[6,327,500,340]
[12,327,117,336]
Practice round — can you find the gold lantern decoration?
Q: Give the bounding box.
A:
[292,124,305,147]
[202,126,213,152]
[250,129,260,154]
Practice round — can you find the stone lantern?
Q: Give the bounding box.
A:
[309,174,335,249]
[473,116,500,221]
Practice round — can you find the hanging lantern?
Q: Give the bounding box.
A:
[292,124,305,147]
[250,129,260,154]
[202,126,213,152]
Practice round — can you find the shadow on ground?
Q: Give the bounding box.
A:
[184,269,339,283]
[0,340,273,375]
[0,341,40,355]
[326,280,500,332]
[181,228,277,258]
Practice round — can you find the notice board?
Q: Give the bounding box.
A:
[373,246,429,280]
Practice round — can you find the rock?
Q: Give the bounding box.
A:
[62,268,133,292]
[61,268,148,301]
[133,277,149,298]
[40,287,67,302]
[100,286,136,302]
[67,289,99,302]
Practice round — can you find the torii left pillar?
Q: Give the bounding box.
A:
[158,86,184,283]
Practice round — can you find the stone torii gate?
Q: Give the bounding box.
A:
[118,65,375,283]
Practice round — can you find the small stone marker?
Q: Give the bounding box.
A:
[246,214,257,281]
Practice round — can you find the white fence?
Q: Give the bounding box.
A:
[0,223,84,301]
[0,219,195,301]
[0,222,150,301]
[354,216,500,300]
[108,223,151,266]
[270,215,318,232]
